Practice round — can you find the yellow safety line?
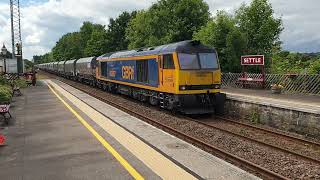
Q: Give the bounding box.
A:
[47,83,144,180]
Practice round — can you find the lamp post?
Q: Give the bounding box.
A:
[1,44,7,74]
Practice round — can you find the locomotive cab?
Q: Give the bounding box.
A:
[159,41,225,114]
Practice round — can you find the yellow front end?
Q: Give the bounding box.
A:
[172,52,222,94]
[177,70,221,94]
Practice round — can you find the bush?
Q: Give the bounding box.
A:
[14,79,28,88]
[0,76,9,86]
[0,85,12,103]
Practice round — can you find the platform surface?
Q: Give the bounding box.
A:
[0,80,259,179]
[0,81,159,180]
[223,87,320,114]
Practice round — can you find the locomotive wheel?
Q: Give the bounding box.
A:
[149,96,158,106]
[102,84,108,91]
[140,94,147,102]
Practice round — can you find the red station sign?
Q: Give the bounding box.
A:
[241,55,265,65]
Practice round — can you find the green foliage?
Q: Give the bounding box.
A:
[14,79,27,88]
[80,22,104,45]
[24,59,34,71]
[271,51,320,74]
[52,32,84,61]
[0,76,9,86]
[249,108,260,124]
[84,29,108,57]
[33,53,53,64]
[236,0,283,66]
[194,0,283,73]
[105,11,137,52]
[0,85,12,103]
[194,11,247,72]
[126,0,210,49]
[308,59,320,74]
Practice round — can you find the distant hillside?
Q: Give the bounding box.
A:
[302,52,320,57]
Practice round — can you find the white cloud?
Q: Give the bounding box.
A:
[0,0,319,60]
[0,0,154,59]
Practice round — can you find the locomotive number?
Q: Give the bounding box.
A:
[122,66,134,80]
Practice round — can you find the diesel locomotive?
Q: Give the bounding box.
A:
[38,40,226,114]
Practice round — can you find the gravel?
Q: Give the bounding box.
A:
[204,119,320,161]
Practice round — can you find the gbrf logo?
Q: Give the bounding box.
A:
[122,66,134,80]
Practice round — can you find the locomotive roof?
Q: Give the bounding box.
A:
[105,40,216,59]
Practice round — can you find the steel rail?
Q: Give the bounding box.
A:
[216,116,320,147]
[190,118,320,165]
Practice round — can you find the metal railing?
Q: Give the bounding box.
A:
[222,73,320,95]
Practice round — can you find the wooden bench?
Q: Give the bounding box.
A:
[0,104,11,125]
[237,77,265,88]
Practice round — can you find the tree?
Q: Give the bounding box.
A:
[105,11,136,52]
[50,22,106,61]
[270,51,320,74]
[79,21,106,53]
[309,59,320,74]
[84,29,108,57]
[194,11,247,72]
[33,55,42,64]
[126,0,210,49]
[24,59,33,71]
[236,0,283,62]
[225,28,248,72]
[33,52,53,64]
[80,22,99,43]
[52,32,83,60]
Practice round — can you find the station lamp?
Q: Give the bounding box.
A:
[1,44,8,73]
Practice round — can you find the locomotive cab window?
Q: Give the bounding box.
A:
[163,54,175,69]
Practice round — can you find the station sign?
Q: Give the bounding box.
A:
[241,55,264,65]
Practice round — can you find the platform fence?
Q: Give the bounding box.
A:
[222,73,320,95]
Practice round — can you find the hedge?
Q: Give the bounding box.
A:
[0,85,12,103]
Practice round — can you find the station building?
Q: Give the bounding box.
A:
[0,44,18,74]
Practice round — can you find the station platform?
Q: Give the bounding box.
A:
[0,80,259,180]
[222,87,320,114]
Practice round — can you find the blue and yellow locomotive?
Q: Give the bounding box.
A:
[96,40,225,114]
[38,40,225,114]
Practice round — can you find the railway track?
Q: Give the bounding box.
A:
[41,71,320,179]
[219,116,320,147]
[190,117,320,164]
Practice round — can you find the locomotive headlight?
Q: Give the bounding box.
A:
[214,84,221,89]
[179,86,186,90]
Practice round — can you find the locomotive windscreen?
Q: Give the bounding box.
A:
[178,52,218,70]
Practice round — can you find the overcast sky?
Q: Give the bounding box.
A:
[0,0,319,60]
